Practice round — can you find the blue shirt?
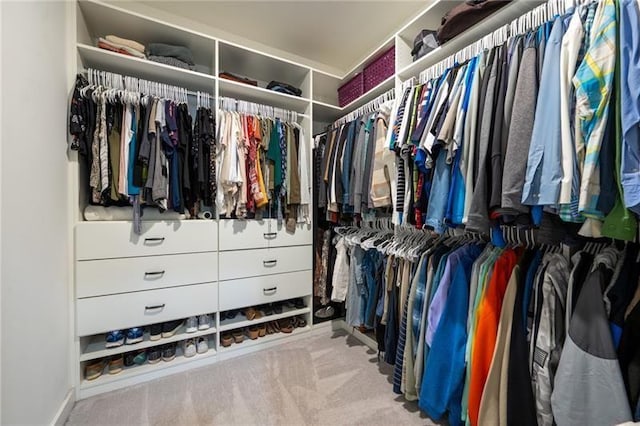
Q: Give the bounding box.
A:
[620,0,640,214]
[522,17,566,206]
[419,244,483,426]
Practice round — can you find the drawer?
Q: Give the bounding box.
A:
[76,282,218,336]
[268,222,313,248]
[219,271,311,311]
[76,221,217,260]
[76,252,218,298]
[219,246,312,281]
[218,220,271,251]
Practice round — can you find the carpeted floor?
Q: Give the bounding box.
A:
[67,329,437,425]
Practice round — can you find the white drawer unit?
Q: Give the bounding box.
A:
[76,252,218,298]
[219,246,312,281]
[218,220,313,251]
[219,270,312,311]
[75,221,218,260]
[218,219,272,251]
[268,223,313,248]
[76,282,219,336]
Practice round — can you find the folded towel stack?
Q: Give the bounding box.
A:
[146,43,196,70]
[98,35,146,59]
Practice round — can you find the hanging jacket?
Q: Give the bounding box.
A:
[551,251,632,426]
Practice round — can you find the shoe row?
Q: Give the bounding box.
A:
[220,298,306,321]
[219,315,307,347]
[104,314,214,349]
[86,337,210,381]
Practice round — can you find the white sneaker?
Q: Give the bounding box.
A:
[183,339,196,358]
[198,314,211,330]
[185,316,198,333]
[197,337,208,354]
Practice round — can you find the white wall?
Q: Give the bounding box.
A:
[1,1,72,424]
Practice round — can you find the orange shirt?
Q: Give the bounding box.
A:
[468,248,521,426]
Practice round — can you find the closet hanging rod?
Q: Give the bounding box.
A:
[417,0,575,83]
[84,67,214,106]
[333,87,396,127]
[218,96,309,121]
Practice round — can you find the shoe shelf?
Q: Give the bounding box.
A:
[219,325,311,353]
[79,324,218,362]
[218,306,311,332]
[80,340,217,390]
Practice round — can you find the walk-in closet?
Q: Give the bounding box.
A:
[3,0,640,424]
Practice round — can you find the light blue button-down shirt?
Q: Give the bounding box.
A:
[522,16,566,206]
[620,0,640,214]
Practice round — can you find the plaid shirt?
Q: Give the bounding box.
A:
[559,3,598,222]
[573,0,617,218]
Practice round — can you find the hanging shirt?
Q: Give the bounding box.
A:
[468,248,520,426]
[620,0,640,214]
[521,16,565,207]
[559,10,586,205]
[573,0,617,218]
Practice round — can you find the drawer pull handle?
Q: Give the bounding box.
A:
[144,271,165,278]
[145,304,165,311]
[144,237,165,244]
[263,287,278,295]
[263,260,278,266]
[263,232,277,239]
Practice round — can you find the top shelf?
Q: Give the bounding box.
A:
[77,43,216,92]
[77,0,216,73]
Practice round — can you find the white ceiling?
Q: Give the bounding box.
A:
[139,0,428,73]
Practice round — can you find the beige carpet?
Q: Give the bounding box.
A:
[67,329,437,425]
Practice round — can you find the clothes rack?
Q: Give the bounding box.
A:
[418,0,593,83]
[333,87,395,127]
[218,96,308,122]
[85,67,210,104]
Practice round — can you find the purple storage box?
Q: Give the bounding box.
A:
[364,46,395,92]
[338,73,364,107]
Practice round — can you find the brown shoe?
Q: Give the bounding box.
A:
[258,323,267,337]
[279,318,294,334]
[244,307,257,321]
[85,359,106,381]
[232,329,244,344]
[108,355,124,375]
[220,333,233,347]
[247,326,260,340]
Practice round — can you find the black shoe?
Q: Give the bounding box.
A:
[162,343,176,362]
[227,310,239,319]
[262,304,274,316]
[147,347,162,364]
[124,351,136,367]
[149,323,162,341]
[161,320,182,338]
[219,311,228,321]
[292,298,305,309]
[273,303,283,314]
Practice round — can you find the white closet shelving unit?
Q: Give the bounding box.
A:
[72,0,314,399]
[70,0,544,399]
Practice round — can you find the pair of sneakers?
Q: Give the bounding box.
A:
[185,315,211,333]
[183,337,209,357]
[149,319,183,341]
[105,327,144,348]
[147,343,177,364]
